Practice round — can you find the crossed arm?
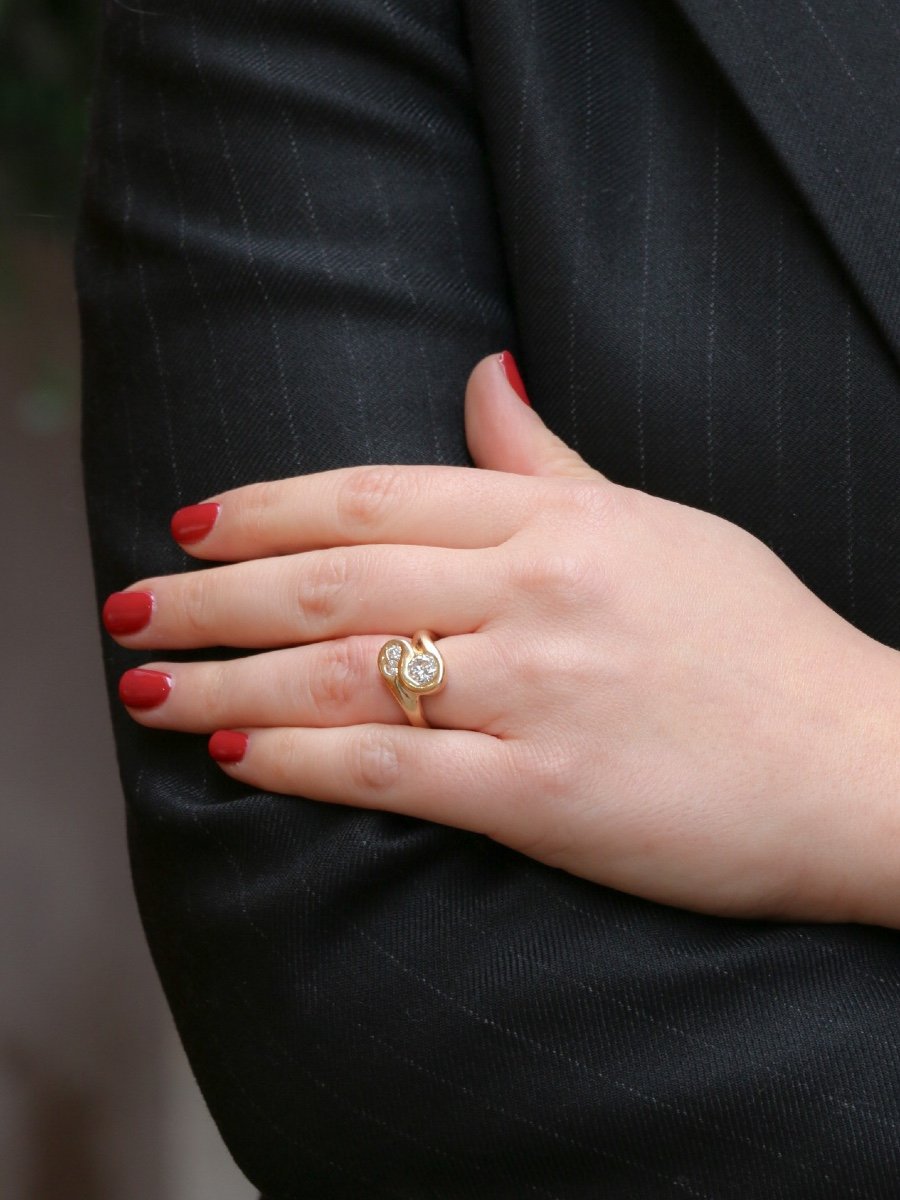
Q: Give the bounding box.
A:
[100,351,900,930]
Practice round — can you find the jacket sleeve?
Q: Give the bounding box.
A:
[73,2,553,1195]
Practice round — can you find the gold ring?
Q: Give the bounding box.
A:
[377,630,446,727]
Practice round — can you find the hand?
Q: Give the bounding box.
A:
[101,352,900,924]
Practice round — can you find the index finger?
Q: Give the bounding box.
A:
[170,463,545,559]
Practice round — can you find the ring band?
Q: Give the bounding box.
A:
[377,630,446,727]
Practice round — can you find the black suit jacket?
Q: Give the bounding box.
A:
[74,1,900,1195]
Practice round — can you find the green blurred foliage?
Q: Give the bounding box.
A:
[1,0,100,229]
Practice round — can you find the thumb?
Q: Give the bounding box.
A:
[464,351,605,479]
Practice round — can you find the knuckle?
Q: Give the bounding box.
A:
[268,728,301,793]
[193,659,228,723]
[237,478,282,543]
[348,726,401,794]
[335,465,409,537]
[296,549,353,632]
[307,639,364,722]
[481,744,577,867]
[566,478,634,528]
[509,548,595,606]
[177,572,216,638]
[486,631,555,692]
[520,738,580,801]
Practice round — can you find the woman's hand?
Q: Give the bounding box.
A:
[101,352,900,925]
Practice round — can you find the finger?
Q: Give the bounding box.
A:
[207,722,519,839]
[170,464,549,559]
[103,543,504,650]
[116,632,505,734]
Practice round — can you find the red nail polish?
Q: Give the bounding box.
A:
[209,730,248,764]
[103,591,154,635]
[119,668,172,709]
[171,501,221,545]
[498,350,531,406]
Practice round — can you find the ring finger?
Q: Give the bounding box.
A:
[117,631,510,735]
[103,543,505,650]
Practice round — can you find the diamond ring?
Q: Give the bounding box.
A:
[377,630,446,727]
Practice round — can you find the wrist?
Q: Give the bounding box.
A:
[819,636,900,928]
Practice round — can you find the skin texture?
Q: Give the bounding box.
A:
[104,353,900,927]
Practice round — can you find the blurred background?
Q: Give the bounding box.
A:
[1,2,254,1194]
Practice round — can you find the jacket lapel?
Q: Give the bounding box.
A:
[671,0,900,369]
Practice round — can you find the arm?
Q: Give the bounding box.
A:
[74,3,522,1193]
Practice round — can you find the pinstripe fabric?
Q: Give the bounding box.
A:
[74,1,900,1196]
[673,0,900,365]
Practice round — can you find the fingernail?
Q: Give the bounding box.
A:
[171,501,221,545]
[498,350,531,406]
[119,668,172,709]
[209,730,248,764]
[103,591,154,635]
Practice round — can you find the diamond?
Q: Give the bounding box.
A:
[381,642,403,678]
[403,653,438,687]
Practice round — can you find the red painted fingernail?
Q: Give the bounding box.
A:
[498,350,531,406]
[171,501,221,545]
[102,591,154,635]
[209,730,248,764]
[118,668,172,709]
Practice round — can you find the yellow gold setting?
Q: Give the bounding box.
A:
[377,629,446,727]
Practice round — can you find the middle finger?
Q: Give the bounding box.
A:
[103,544,505,649]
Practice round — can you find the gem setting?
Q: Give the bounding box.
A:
[377,630,446,726]
[403,653,439,687]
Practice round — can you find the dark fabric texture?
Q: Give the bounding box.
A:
[74,1,900,1196]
